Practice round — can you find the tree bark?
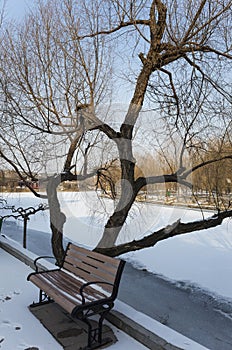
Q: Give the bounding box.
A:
[97,187,138,248]
[46,175,65,266]
[97,138,138,248]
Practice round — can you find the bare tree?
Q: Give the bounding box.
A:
[0,0,231,262]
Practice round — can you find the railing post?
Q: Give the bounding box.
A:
[0,218,2,233]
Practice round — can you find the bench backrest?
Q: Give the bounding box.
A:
[62,243,125,298]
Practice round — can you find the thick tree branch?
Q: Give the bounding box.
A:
[121,1,167,136]
[135,174,192,194]
[95,210,232,257]
[201,45,232,60]
[150,0,167,46]
[76,20,150,40]
[60,168,98,183]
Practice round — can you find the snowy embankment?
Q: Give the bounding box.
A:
[1,191,232,301]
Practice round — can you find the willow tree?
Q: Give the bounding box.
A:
[0,0,231,262]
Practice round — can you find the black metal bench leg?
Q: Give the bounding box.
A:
[30,289,54,308]
[86,317,94,349]
[97,311,106,344]
[80,307,113,350]
[80,316,100,350]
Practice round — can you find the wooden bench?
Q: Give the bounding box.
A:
[27,242,125,350]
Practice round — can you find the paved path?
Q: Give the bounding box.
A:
[120,263,232,350]
[2,222,232,350]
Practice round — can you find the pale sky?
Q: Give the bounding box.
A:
[4,0,33,20]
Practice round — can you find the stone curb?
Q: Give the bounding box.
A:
[106,310,183,350]
[0,238,195,350]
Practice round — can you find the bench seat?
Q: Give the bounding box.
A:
[29,269,110,315]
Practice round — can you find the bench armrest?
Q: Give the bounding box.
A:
[80,281,113,304]
[34,256,57,272]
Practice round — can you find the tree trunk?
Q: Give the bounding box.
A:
[97,138,138,248]
[97,188,138,247]
[46,175,66,266]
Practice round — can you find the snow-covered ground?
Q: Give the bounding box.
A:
[1,190,230,350]
[0,244,210,350]
[1,191,232,300]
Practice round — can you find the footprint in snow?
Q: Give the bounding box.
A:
[14,291,21,295]
[2,320,10,324]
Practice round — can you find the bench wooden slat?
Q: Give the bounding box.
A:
[42,271,83,300]
[65,251,119,275]
[64,256,116,284]
[62,261,114,293]
[29,274,77,314]
[67,244,120,267]
[45,270,108,301]
[31,272,82,304]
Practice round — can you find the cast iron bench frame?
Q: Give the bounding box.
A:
[27,242,125,350]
